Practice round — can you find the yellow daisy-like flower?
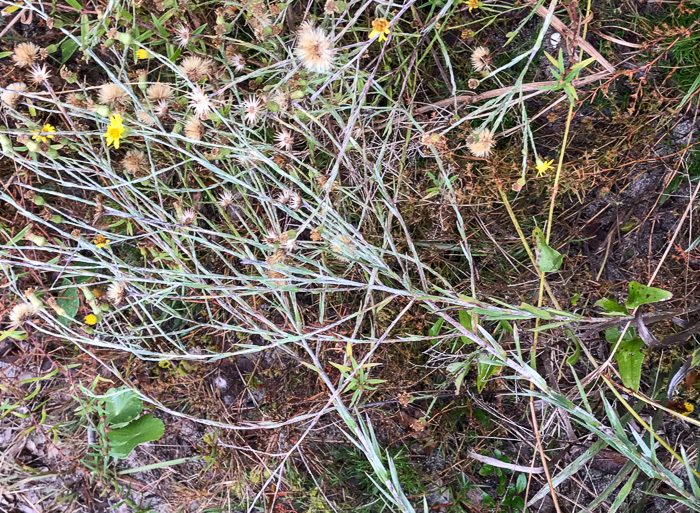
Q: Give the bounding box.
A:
[136,49,148,60]
[536,158,554,177]
[31,123,56,143]
[93,234,110,248]
[84,314,98,325]
[103,113,125,149]
[467,0,480,12]
[369,18,391,42]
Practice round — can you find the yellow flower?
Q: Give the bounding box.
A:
[84,314,98,325]
[536,158,554,177]
[467,0,480,12]
[136,49,148,60]
[103,113,125,149]
[31,123,56,143]
[369,18,391,42]
[93,234,110,248]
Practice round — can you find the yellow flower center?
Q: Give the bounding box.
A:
[107,126,122,139]
[372,18,390,33]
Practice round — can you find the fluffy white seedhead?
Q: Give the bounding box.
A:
[295,21,335,73]
[467,128,495,158]
[99,83,130,107]
[9,303,38,328]
[470,46,492,73]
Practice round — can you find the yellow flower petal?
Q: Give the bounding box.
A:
[84,314,98,325]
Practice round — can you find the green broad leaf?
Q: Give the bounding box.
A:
[108,414,165,459]
[625,281,672,309]
[476,356,501,393]
[57,281,80,325]
[604,327,635,344]
[594,298,629,315]
[429,317,445,344]
[479,464,494,476]
[516,473,527,494]
[61,39,79,64]
[533,227,563,272]
[103,387,143,427]
[613,337,645,391]
[65,0,82,9]
[458,310,473,344]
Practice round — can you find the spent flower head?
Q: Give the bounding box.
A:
[188,86,213,119]
[243,96,262,126]
[28,64,51,85]
[93,234,110,248]
[369,18,391,42]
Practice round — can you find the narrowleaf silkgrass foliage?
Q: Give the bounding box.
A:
[1,0,699,510]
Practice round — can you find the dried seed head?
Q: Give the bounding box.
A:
[136,110,156,126]
[468,78,480,89]
[324,0,339,14]
[470,46,492,73]
[270,90,290,111]
[174,24,191,48]
[99,82,130,107]
[146,82,174,103]
[274,128,294,151]
[1,82,28,109]
[265,228,279,246]
[217,190,235,208]
[228,53,246,72]
[178,208,197,226]
[276,189,302,210]
[153,100,168,117]
[243,96,262,126]
[296,21,335,73]
[187,86,213,119]
[466,128,495,158]
[183,116,204,141]
[28,64,51,85]
[12,43,40,68]
[179,56,212,81]
[9,303,38,328]
[65,92,84,108]
[121,150,148,175]
[106,282,126,305]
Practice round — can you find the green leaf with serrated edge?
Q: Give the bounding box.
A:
[103,387,143,427]
[625,281,672,309]
[594,297,629,315]
[533,227,563,272]
[108,414,164,459]
[613,337,645,391]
